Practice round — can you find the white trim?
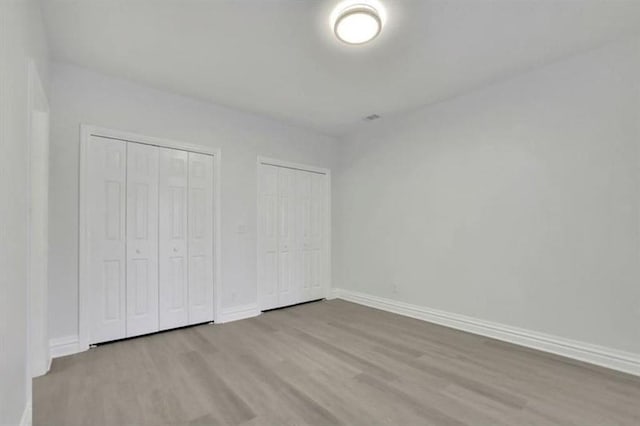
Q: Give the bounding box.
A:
[79,125,222,351]
[50,335,80,359]
[81,125,219,156]
[256,156,332,310]
[325,171,332,300]
[26,58,50,386]
[218,303,261,323]
[336,288,640,377]
[257,156,329,175]
[19,403,32,426]
[326,288,341,300]
[213,149,223,324]
[78,125,90,352]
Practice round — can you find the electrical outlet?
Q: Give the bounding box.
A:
[392,283,398,294]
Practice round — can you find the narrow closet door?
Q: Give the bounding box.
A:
[309,173,326,300]
[258,164,279,310]
[187,152,214,324]
[159,148,189,330]
[277,167,297,307]
[296,171,313,303]
[87,136,126,343]
[126,142,159,337]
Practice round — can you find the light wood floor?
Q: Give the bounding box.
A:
[35,299,640,425]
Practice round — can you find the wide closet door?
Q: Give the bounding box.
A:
[85,135,214,345]
[258,162,328,311]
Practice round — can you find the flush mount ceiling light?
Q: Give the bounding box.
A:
[333,4,382,45]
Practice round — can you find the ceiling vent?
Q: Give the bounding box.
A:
[364,114,380,121]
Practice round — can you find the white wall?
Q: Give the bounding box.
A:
[335,39,640,355]
[48,63,338,341]
[0,0,49,424]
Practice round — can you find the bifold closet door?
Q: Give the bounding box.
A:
[187,152,214,324]
[258,163,328,311]
[296,171,312,302]
[309,172,326,300]
[258,165,279,310]
[87,136,127,343]
[159,148,189,330]
[277,167,298,307]
[296,171,325,303]
[125,142,159,337]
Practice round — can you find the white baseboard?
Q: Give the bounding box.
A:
[218,303,261,323]
[19,402,32,426]
[50,335,80,359]
[50,306,260,358]
[335,288,640,377]
[326,288,340,300]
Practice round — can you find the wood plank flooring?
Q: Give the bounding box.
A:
[34,299,640,425]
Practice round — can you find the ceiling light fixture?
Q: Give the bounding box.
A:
[333,4,382,45]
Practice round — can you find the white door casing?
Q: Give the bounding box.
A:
[27,57,50,380]
[310,172,326,300]
[29,110,50,375]
[159,148,189,330]
[187,152,214,324]
[126,142,159,337]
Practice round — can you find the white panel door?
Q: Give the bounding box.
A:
[159,148,189,330]
[87,136,127,343]
[258,165,279,310]
[278,167,297,307]
[126,142,159,337]
[296,171,326,302]
[296,171,313,303]
[309,173,326,300]
[187,152,214,324]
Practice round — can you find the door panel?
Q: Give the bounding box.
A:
[310,173,326,299]
[296,171,313,302]
[258,165,279,310]
[126,142,159,338]
[278,167,297,307]
[159,148,189,329]
[188,152,214,324]
[87,136,126,343]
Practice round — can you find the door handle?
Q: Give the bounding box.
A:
[173,247,178,253]
[136,249,141,254]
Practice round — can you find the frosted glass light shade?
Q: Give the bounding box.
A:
[334,4,382,45]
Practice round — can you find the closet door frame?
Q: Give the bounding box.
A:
[256,156,332,310]
[79,125,221,352]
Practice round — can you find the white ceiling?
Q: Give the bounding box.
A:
[41,0,640,136]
